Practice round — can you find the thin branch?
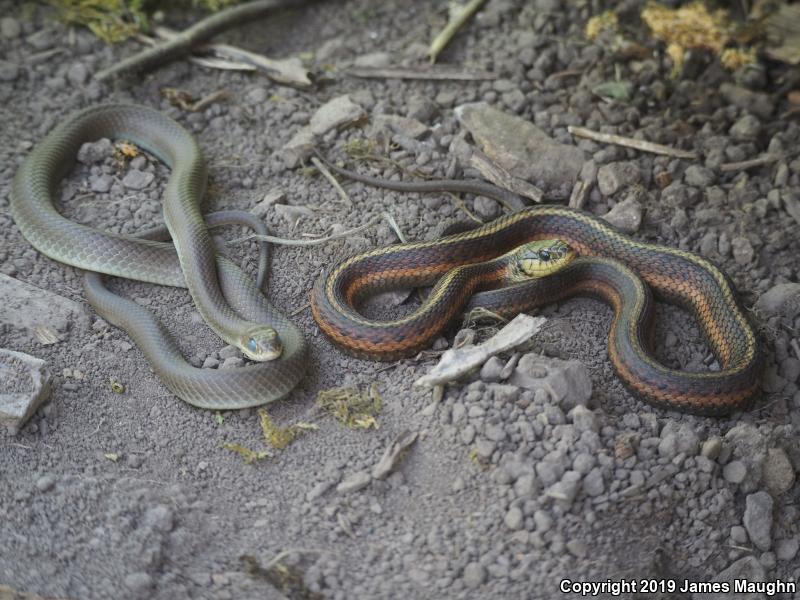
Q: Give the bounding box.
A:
[229,212,400,246]
[568,125,698,160]
[311,157,352,206]
[719,154,780,173]
[428,0,488,63]
[95,0,307,81]
[346,65,497,81]
[154,26,312,87]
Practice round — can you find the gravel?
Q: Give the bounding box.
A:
[1,1,799,598]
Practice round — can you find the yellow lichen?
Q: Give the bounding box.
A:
[585,10,618,41]
[641,1,755,74]
[258,409,317,450]
[316,384,382,430]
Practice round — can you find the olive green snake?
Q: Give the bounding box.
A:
[10,104,306,409]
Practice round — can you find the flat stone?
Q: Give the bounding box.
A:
[455,102,584,199]
[692,557,765,600]
[597,161,641,196]
[280,125,315,168]
[0,273,89,343]
[0,60,19,82]
[309,95,366,136]
[762,448,795,495]
[336,470,372,494]
[77,138,114,165]
[369,114,429,139]
[1,17,21,39]
[508,354,592,410]
[720,83,774,120]
[0,349,52,432]
[463,562,486,588]
[602,196,642,233]
[251,190,286,217]
[743,491,773,551]
[756,283,800,318]
[122,169,154,190]
[353,51,391,68]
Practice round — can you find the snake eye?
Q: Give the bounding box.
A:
[247,338,258,353]
[538,249,551,261]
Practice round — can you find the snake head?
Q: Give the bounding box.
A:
[241,326,283,361]
[507,239,575,281]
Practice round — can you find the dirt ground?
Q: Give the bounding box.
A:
[1,1,799,599]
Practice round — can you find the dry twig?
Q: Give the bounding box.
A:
[95,0,307,81]
[568,125,698,160]
[346,65,497,81]
[719,154,780,173]
[428,0,488,63]
[310,157,352,206]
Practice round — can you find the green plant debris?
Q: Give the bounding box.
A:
[214,411,224,425]
[258,409,317,450]
[49,0,149,43]
[592,80,632,101]
[49,0,243,43]
[316,383,382,430]
[223,443,271,464]
[343,138,376,160]
[585,10,618,40]
[104,452,119,462]
[641,1,756,75]
[241,554,323,600]
[109,377,125,393]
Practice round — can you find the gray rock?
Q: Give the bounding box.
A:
[221,357,244,369]
[473,196,501,219]
[743,491,773,551]
[463,562,486,588]
[722,461,747,484]
[35,474,56,492]
[774,536,799,561]
[701,436,722,460]
[309,95,366,136]
[730,525,748,544]
[122,169,154,190]
[508,354,592,410]
[762,448,795,496]
[723,423,768,491]
[546,471,581,507]
[504,506,523,530]
[730,114,761,141]
[693,557,765,600]
[781,356,800,382]
[533,509,553,532]
[0,60,19,82]
[731,236,754,266]
[67,62,90,86]
[218,345,240,360]
[124,572,153,595]
[369,114,429,140]
[485,424,506,442]
[280,125,314,168]
[143,505,174,532]
[1,17,21,39]
[597,161,641,196]
[675,424,700,455]
[353,52,391,68]
[454,102,584,199]
[90,173,113,193]
[582,467,604,496]
[0,274,88,344]
[720,83,774,119]
[566,540,587,558]
[755,283,800,318]
[336,470,371,494]
[658,434,678,459]
[77,138,114,164]
[201,356,219,369]
[480,356,505,382]
[602,197,642,233]
[1,349,53,431]
[245,86,268,104]
[684,165,716,187]
[568,405,597,432]
[250,190,286,217]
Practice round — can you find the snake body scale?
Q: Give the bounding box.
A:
[310,165,763,416]
[11,104,306,409]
